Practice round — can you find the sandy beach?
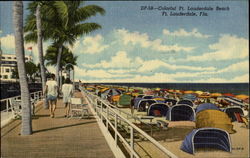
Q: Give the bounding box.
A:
[116,107,249,158]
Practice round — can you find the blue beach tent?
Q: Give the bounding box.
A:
[196,103,220,113]
[181,128,232,154]
[166,104,195,121]
[164,98,177,106]
[137,99,157,112]
[148,103,169,117]
[223,106,244,122]
[177,99,194,107]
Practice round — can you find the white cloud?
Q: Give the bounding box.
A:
[230,73,249,82]
[1,34,50,64]
[82,51,142,69]
[194,73,249,83]
[218,60,249,73]
[75,34,109,54]
[74,67,132,79]
[184,34,249,61]
[83,51,215,73]
[163,28,211,38]
[115,29,194,52]
[138,59,216,72]
[1,34,15,50]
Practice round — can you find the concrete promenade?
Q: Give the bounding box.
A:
[1,92,115,158]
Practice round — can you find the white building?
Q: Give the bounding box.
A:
[0,54,32,82]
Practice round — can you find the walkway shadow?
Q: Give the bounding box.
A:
[152,126,194,142]
[33,121,96,134]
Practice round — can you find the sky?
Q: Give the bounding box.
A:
[0,1,249,83]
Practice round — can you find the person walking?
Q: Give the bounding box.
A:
[130,95,135,115]
[44,74,58,118]
[62,78,74,117]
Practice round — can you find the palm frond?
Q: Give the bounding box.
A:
[72,23,101,36]
[53,1,68,27]
[74,5,105,23]
[24,32,38,43]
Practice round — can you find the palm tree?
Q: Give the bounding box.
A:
[24,1,55,109]
[45,44,77,88]
[49,1,105,87]
[13,1,32,135]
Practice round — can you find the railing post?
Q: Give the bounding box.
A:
[106,106,109,131]
[6,99,9,113]
[101,102,103,121]
[115,114,118,146]
[130,126,134,158]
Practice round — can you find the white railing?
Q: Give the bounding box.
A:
[81,88,178,158]
[0,91,43,126]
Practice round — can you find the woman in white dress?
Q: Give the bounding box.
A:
[62,78,74,117]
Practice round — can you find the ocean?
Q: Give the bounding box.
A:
[102,83,249,95]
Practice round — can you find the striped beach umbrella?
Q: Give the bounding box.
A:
[211,93,222,98]
[235,94,249,100]
[184,90,194,94]
[223,93,235,97]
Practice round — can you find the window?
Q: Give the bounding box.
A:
[7,57,12,59]
[0,75,2,78]
[2,57,5,59]
[14,57,16,59]
[4,75,8,79]
[25,57,28,61]
[5,68,10,73]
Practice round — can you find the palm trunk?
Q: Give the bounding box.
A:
[36,4,48,109]
[13,1,32,135]
[56,45,62,89]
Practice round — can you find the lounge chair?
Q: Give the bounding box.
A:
[70,98,89,119]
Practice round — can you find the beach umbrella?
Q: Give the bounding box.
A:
[184,90,194,94]
[100,88,109,93]
[168,89,175,93]
[175,90,183,94]
[117,87,126,92]
[195,91,203,95]
[223,93,235,97]
[235,94,249,100]
[154,88,161,91]
[211,93,222,98]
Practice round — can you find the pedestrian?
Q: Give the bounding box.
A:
[44,74,58,118]
[130,95,136,115]
[62,78,74,118]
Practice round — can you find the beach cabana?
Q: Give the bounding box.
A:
[196,109,235,134]
[137,99,157,112]
[142,95,154,99]
[101,88,122,99]
[181,128,231,154]
[164,98,177,106]
[177,99,194,107]
[223,107,244,122]
[148,103,169,117]
[118,93,132,107]
[196,103,220,113]
[153,96,166,103]
[166,104,195,121]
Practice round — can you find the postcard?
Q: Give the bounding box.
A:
[0,1,249,158]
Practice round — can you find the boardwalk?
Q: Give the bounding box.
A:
[1,92,115,158]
